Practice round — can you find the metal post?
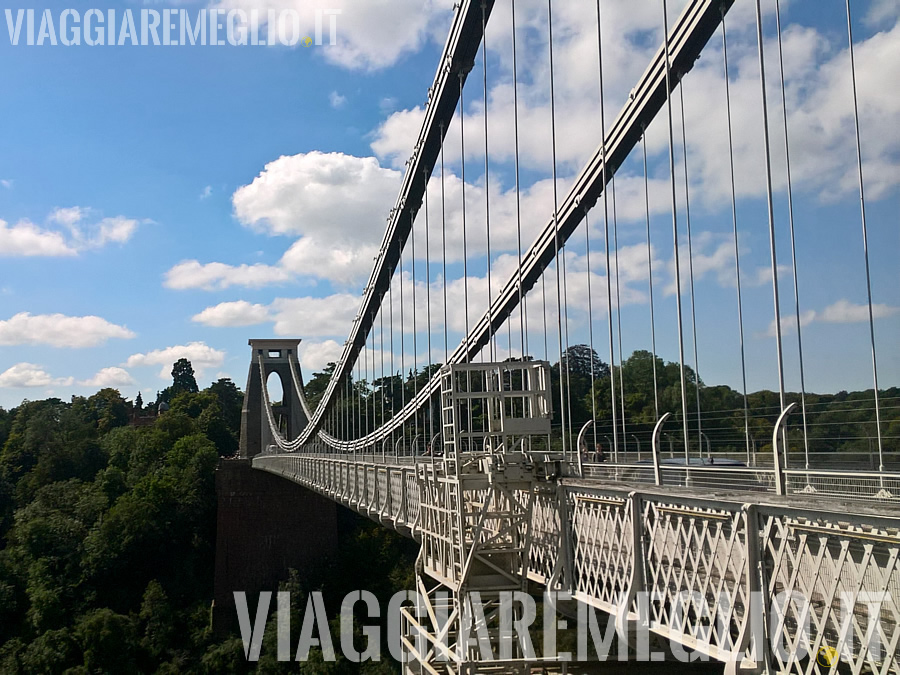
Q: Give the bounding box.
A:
[772,402,796,496]
[701,431,710,459]
[576,419,594,477]
[632,434,642,462]
[651,413,671,487]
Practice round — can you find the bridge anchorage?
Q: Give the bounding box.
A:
[225,0,900,669]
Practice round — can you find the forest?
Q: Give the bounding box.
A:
[304,346,900,459]
[0,348,896,672]
[0,359,415,673]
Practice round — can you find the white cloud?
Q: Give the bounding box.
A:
[1,207,140,257]
[200,185,213,199]
[0,219,77,257]
[765,300,898,336]
[79,367,135,388]
[49,206,87,228]
[192,292,360,342]
[166,151,401,289]
[125,341,227,379]
[820,299,899,324]
[233,151,400,238]
[209,0,453,71]
[269,294,360,337]
[0,363,73,388]
[369,3,900,209]
[89,216,139,247]
[47,207,140,247]
[164,260,291,291]
[329,91,347,108]
[298,339,344,372]
[192,301,271,327]
[1,179,13,189]
[0,312,136,348]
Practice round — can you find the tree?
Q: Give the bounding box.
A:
[135,392,143,411]
[171,359,199,396]
[560,344,609,379]
[304,363,337,408]
[205,379,243,435]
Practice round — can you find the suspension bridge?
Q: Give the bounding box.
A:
[217,0,900,671]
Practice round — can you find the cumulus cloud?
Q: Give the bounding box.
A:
[192,301,271,327]
[820,299,898,324]
[370,2,900,208]
[200,185,213,200]
[164,260,291,291]
[125,342,227,379]
[0,312,135,348]
[269,294,360,336]
[232,151,400,238]
[766,300,898,336]
[209,0,453,70]
[191,293,359,336]
[0,363,73,388]
[47,207,140,248]
[298,339,344,372]
[79,367,135,388]
[165,151,401,289]
[1,207,141,257]
[0,219,77,257]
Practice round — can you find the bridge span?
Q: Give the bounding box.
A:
[218,0,900,671]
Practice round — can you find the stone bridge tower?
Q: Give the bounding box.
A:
[214,338,337,635]
[239,339,308,458]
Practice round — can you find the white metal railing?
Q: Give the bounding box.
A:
[251,452,900,673]
[581,460,900,504]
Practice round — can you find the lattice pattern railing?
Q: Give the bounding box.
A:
[528,488,562,586]
[641,498,753,662]
[762,511,900,674]
[569,491,635,617]
[252,454,899,672]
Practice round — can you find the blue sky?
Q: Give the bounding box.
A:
[0,0,898,410]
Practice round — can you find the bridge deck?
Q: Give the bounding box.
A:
[253,452,900,673]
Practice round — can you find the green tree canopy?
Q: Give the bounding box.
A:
[171,358,199,396]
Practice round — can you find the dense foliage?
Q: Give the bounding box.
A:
[0,366,418,673]
[315,345,899,458]
[0,375,241,672]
